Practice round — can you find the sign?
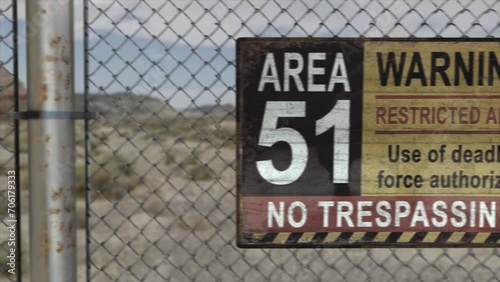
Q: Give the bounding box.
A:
[237,38,500,247]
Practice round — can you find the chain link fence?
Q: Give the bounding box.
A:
[0,0,20,281]
[84,0,500,281]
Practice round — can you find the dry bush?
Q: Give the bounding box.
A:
[141,114,235,148]
[75,151,141,201]
[181,154,215,182]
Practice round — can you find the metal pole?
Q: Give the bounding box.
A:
[12,0,22,280]
[27,1,76,281]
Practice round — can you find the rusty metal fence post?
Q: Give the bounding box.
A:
[26,0,76,281]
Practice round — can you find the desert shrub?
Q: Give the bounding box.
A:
[75,152,141,200]
[0,131,28,153]
[140,118,171,142]
[139,114,237,148]
[76,200,87,229]
[74,121,85,147]
[189,164,213,181]
[181,154,215,182]
[163,154,176,166]
[0,195,7,217]
[20,169,28,191]
[0,165,6,176]
[212,125,235,148]
[15,150,139,200]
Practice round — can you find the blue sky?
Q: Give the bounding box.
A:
[4,0,500,109]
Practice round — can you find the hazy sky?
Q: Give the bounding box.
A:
[4,0,500,109]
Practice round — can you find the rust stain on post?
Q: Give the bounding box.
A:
[41,83,48,100]
[46,56,59,62]
[64,204,71,213]
[65,76,71,90]
[52,187,63,200]
[50,36,62,49]
[61,222,74,238]
[56,241,63,253]
[40,231,49,254]
[48,208,61,215]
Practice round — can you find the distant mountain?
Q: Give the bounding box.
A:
[2,81,232,118]
[185,103,235,115]
[74,92,174,118]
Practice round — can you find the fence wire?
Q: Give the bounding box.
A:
[84,0,500,281]
[0,0,20,281]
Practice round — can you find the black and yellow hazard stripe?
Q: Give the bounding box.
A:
[242,232,500,246]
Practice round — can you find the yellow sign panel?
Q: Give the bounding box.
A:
[362,41,500,195]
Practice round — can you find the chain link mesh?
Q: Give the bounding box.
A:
[0,0,19,281]
[85,0,500,281]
